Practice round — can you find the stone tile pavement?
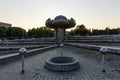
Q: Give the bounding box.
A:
[0,46,119,80]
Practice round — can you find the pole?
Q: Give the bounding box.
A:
[19,48,26,74]
[60,48,63,56]
[60,44,64,56]
[6,42,8,46]
[21,55,25,74]
[102,55,106,72]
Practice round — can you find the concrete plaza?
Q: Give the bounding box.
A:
[0,46,119,80]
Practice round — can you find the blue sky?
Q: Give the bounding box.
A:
[0,0,120,30]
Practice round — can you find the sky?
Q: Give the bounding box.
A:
[0,0,120,31]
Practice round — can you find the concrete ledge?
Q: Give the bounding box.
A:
[65,42,120,55]
[0,42,55,45]
[0,45,58,64]
[64,40,120,43]
[0,45,46,51]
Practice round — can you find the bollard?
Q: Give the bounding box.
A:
[19,48,27,74]
[60,43,64,56]
[6,41,8,46]
[99,47,108,73]
[60,43,64,47]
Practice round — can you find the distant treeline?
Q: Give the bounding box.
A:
[0,25,120,40]
[68,24,120,36]
[28,27,54,38]
[0,26,54,40]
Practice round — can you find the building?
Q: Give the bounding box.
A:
[0,22,12,27]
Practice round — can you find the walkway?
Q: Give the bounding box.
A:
[0,46,119,80]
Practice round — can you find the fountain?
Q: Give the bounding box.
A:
[45,15,76,43]
[45,15,80,71]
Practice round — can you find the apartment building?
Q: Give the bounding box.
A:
[0,22,12,27]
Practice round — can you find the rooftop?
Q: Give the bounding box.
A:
[0,22,12,25]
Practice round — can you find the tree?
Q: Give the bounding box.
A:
[75,24,90,36]
[68,29,75,36]
[0,26,6,38]
[27,27,54,38]
[6,27,12,37]
[11,27,26,38]
[105,27,110,35]
[109,28,119,35]
[92,29,105,35]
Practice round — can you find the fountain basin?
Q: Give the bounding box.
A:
[45,56,80,71]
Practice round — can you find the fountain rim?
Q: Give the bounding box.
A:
[45,56,79,65]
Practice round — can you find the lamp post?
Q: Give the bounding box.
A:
[99,47,108,72]
[19,48,27,74]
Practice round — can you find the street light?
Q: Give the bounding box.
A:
[19,48,27,74]
[99,47,108,72]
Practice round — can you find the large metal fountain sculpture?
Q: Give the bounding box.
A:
[45,15,76,43]
[45,15,79,71]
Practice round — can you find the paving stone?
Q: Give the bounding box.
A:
[0,46,119,80]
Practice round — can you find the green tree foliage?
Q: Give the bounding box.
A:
[1,25,120,39]
[69,25,120,36]
[75,24,91,36]
[69,24,91,36]
[28,27,54,38]
[0,26,27,39]
[0,26,6,38]
[92,29,105,35]
[6,27,12,37]
[109,28,119,34]
[105,27,110,35]
[11,27,26,38]
[69,29,76,36]
[0,26,54,39]
[92,27,120,35]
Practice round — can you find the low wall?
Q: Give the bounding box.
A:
[65,42,120,55]
[0,45,47,51]
[0,45,58,64]
[64,40,120,43]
